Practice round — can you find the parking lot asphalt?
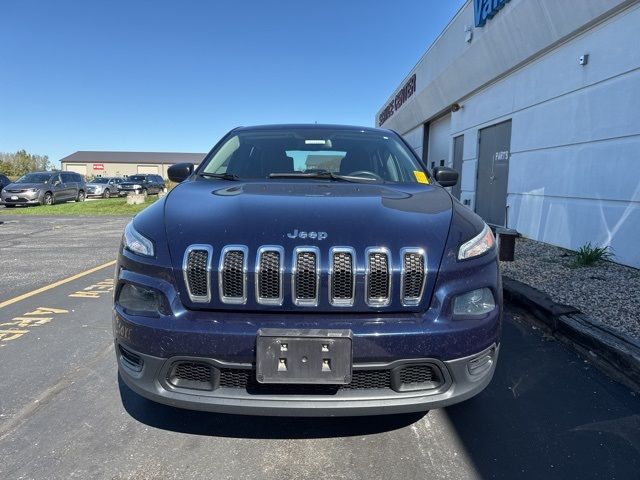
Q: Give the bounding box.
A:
[0,215,130,302]
[1,218,639,479]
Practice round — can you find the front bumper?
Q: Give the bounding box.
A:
[1,191,41,205]
[117,342,499,416]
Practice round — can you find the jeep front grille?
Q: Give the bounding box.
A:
[365,248,391,306]
[329,247,355,306]
[256,246,284,305]
[292,247,319,306]
[183,245,212,302]
[401,248,426,306]
[182,244,427,308]
[219,246,248,304]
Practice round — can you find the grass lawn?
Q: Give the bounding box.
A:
[0,196,158,216]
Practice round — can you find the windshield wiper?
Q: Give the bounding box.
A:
[268,171,376,183]
[199,172,241,181]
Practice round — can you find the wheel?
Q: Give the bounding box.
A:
[42,192,53,206]
[103,189,110,199]
[76,190,85,202]
[142,189,148,199]
[4,204,15,208]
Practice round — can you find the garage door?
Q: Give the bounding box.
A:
[137,165,159,174]
[65,164,87,176]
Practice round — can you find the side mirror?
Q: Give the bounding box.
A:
[53,180,61,186]
[433,167,459,187]
[168,163,194,183]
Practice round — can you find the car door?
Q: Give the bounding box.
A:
[60,173,76,200]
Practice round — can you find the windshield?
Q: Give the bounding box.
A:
[92,178,109,183]
[127,175,145,182]
[16,173,52,183]
[200,128,429,184]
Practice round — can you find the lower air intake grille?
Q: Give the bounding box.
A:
[402,250,425,303]
[222,250,245,299]
[219,368,392,394]
[258,250,281,302]
[399,365,433,385]
[367,250,390,305]
[186,248,209,299]
[168,361,215,391]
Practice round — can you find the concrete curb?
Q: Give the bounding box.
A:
[503,276,640,391]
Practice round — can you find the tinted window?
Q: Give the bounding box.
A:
[73,173,83,182]
[128,175,146,182]
[93,178,109,184]
[201,128,427,183]
[16,173,53,183]
[61,173,73,182]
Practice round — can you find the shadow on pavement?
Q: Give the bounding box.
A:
[118,375,426,439]
[445,311,640,479]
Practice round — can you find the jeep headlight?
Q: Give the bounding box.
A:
[122,222,154,257]
[458,224,495,260]
[118,283,160,315]
[132,184,142,189]
[453,288,495,316]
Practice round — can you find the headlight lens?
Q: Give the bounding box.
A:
[118,283,160,315]
[458,224,495,260]
[26,188,38,193]
[122,222,154,257]
[132,184,142,189]
[453,288,495,316]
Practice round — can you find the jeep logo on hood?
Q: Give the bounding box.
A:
[287,229,327,241]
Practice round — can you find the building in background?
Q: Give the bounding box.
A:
[60,151,206,179]
[376,0,640,268]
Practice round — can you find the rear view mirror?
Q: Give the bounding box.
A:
[168,163,194,183]
[433,167,459,187]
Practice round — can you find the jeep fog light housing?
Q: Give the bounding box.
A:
[453,288,495,316]
[458,224,495,260]
[118,283,161,315]
[122,222,154,257]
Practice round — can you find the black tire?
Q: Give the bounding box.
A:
[42,192,53,206]
[103,189,110,199]
[76,190,85,202]
[4,204,16,208]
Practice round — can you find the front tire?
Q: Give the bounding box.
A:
[76,190,85,202]
[42,192,53,206]
[103,189,110,199]
[4,204,16,208]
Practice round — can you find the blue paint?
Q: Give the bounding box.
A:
[474,0,511,28]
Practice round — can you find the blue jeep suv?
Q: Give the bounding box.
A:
[113,124,501,416]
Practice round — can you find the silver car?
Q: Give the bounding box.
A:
[1,171,86,207]
[86,177,124,198]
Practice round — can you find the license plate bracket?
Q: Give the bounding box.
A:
[256,329,353,384]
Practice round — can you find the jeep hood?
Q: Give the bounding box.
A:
[163,180,453,312]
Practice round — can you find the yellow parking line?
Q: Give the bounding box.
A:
[0,260,116,309]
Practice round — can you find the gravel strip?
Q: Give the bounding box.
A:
[500,238,640,340]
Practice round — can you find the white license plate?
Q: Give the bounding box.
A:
[10,196,18,200]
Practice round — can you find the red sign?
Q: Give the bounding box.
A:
[93,163,105,170]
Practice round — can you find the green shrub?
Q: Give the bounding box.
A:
[573,243,613,266]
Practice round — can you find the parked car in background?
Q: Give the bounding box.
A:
[0,171,86,207]
[0,174,11,194]
[118,174,165,198]
[86,177,124,198]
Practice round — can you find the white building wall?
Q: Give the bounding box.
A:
[426,114,451,169]
[380,0,640,267]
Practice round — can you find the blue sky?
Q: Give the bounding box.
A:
[0,0,464,165]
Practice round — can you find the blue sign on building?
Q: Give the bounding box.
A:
[474,0,511,27]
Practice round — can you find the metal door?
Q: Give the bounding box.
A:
[475,120,511,226]
[451,135,463,200]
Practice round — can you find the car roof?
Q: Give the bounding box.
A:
[232,123,395,135]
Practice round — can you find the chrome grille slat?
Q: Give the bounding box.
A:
[256,246,284,305]
[219,245,248,304]
[401,248,426,306]
[329,247,355,306]
[292,247,320,306]
[365,247,391,307]
[183,244,213,303]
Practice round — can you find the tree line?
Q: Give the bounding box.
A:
[0,150,51,177]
